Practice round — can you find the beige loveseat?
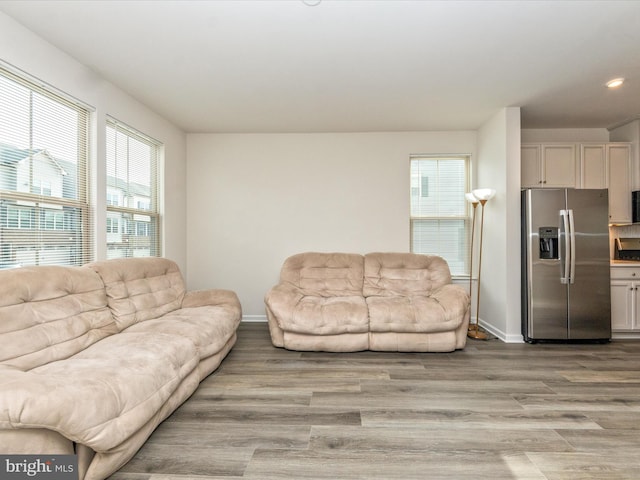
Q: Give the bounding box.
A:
[0,257,241,480]
[265,252,470,352]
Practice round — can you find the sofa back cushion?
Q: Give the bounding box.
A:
[363,252,452,297]
[87,257,186,330]
[0,265,117,371]
[280,252,364,297]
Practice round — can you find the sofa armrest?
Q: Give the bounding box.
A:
[0,367,69,441]
[182,289,240,309]
[430,284,470,319]
[264,284,304,327]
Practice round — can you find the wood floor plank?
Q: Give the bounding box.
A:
[514,394,640,411]
[312,391,526,411]
[540,380,640,396]
[195,373,362,394]
[166,404,362,426]
[115,444,253,477]
[556,428,640,453]
[149,422,311,449]
[360,378,556,395]
[243,449,546,480]
[308,425,574,453]
[360,408,602,430]
[526,452,640,480]
[557,370,640,383]
[584,411,640,429]
[187,391,312,407]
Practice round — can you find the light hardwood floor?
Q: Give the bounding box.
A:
[110,322,640,480]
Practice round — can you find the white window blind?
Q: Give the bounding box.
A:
[410,155,470,276]
[106,118,160,259]
[0,66,91,268]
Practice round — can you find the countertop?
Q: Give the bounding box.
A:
[611,260,640,267]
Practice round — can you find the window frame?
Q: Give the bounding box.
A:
[0,64,92,268]
[105,117,161,259]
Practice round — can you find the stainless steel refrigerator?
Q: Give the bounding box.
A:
[521,188,611,343]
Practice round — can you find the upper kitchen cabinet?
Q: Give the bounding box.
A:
[580,144,607,189]
[579,143,632,223]
[521,144,576,188]
[607,143,632,224]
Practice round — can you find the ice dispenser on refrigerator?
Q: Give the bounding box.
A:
[538,227,558,260]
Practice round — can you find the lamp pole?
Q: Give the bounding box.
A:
[465,193,478,333]
[467,188,495,340]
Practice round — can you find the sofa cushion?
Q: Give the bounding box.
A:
[274,294,369,335]
[123,304,241,359]
[280,252,364,297]
[363,252,452,297]
[0,331,199,452]
[367,284,469,333]
[87,257,186,330]
[0,266,117,371]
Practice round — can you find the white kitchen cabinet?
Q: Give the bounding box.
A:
[580,144,607,189]
[607,143,632,224]
[611,266,640,332]
[521,144,577,188]
[579,142,631,223]
[521,145,541,188]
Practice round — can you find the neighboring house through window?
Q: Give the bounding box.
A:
[106,118,160,258]
[0,65,90,268]
[410,155,471,276]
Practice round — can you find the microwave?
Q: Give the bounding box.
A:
[633,191,640,223]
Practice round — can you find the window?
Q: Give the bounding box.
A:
[0,65,91,268]
[106,190,120,206]
[410,155,470,276]
[106,118,160,259]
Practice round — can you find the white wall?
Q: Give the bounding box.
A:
[522,128,610,143]
[186,131,477,317]
[477,107,522,342]
[0,12,188,271]
[610,119,640,190]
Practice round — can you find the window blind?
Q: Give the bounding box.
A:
[410,155,470,276]
[0,66,91,268]
[106,118,160,258]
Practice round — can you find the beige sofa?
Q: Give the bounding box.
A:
[0,257,241,480]
[265,252,470,352]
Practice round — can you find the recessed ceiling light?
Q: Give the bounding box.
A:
[606,78,625,88]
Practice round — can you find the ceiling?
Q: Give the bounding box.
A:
[1,0,639,133]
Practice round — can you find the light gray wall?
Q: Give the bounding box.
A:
[186,131,477,317]
[0,11,188,272]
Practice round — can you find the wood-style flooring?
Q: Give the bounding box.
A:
[110,322,640,480]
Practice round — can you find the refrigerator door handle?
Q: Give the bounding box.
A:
[560,209,570,284]
[568,208,576,284]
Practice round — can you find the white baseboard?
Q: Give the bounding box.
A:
[242,315,267,322]
[612,331,640,340]
[477,318,524,343]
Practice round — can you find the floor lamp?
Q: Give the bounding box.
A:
[468,188,496,340]
[465,192,479,334]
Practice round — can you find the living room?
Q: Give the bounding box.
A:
[1,1,640,479]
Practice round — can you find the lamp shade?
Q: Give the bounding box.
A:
[465,192,479,203]
[472,188,496,201]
